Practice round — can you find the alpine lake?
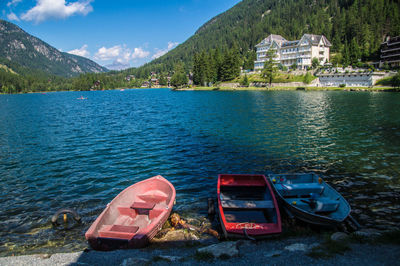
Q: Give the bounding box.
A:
[0,89,399,256]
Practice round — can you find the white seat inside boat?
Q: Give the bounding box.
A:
[277,183,324,197]
[221,199,274,209]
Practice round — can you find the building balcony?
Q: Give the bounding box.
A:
[381,47,400,53]
[381,52,400,59]
[387,40,400,46]
[386,59,400,63]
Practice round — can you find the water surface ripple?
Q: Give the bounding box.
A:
[0,90,399,255]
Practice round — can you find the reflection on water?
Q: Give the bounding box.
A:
[0,90,399,256]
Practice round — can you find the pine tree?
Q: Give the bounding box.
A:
[350,38,361,65]
[171,62,188,89]
[241,74,250,87]
[261,49,277,86]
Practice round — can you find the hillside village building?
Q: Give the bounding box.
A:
[379,36,400,68]
[254,34,331,70]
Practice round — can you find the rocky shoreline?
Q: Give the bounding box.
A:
[0,228,398,266]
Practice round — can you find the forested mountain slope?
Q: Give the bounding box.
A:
[0,19,108,77]
[129,0,400,77]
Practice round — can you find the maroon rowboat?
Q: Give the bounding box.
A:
[85,175,176,250]
[218,174,282,239]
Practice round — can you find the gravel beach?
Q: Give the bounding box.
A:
[1,233,399,266]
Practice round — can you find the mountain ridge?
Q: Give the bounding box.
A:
[0,19,108,77]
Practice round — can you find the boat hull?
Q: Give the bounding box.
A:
[268,173,351,227]
[217,174,282,239]
[85,175,175,250]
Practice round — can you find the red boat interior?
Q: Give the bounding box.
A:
[219,174,278,225]
[89,178,174,241]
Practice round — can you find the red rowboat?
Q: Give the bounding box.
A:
[217,174,282,239]
[85,175,176,250]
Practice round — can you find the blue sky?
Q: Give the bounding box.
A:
[1,0,241,69]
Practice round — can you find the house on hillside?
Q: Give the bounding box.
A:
[379,36,400,68]
[254,34,331,70]
[150,77,159,86]
[141,81,150,88]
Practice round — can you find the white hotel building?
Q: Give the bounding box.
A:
[254,34,331,70]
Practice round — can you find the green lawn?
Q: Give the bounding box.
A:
[235,72,317,83]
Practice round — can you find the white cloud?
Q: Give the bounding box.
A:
[94,45,150,64]
[132,47,150,60]
[95,45,125,61]
[21,0,93,23]
[7,0,23,7]
[67,44,90,58]
[152,42,179,59]
[7,12,20,21]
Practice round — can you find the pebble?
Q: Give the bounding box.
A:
[38,254,52,259]
[353,229,382,239]
[157,255,182,262]
[120,257,150,266]
[284,243,308,252]
[331,232,349,242]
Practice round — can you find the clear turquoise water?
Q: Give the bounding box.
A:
[0,89,399,255]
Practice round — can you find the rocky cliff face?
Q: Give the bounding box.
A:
[0,20,107,77]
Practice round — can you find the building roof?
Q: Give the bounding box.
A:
[303,34,332,47]
[257,34,331,48]
[256,34,287,47]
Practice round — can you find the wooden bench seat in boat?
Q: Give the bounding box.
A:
[98,225,139,240]
[276,183,324,197]
[221,199,274,209]
[289,197,339,213]
[130,202,155,210]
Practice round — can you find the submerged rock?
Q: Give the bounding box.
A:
[197,241,239,258]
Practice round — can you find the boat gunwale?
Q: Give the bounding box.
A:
[268,173,351,224]
[217,174,282,237]
[85,175,176,247]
